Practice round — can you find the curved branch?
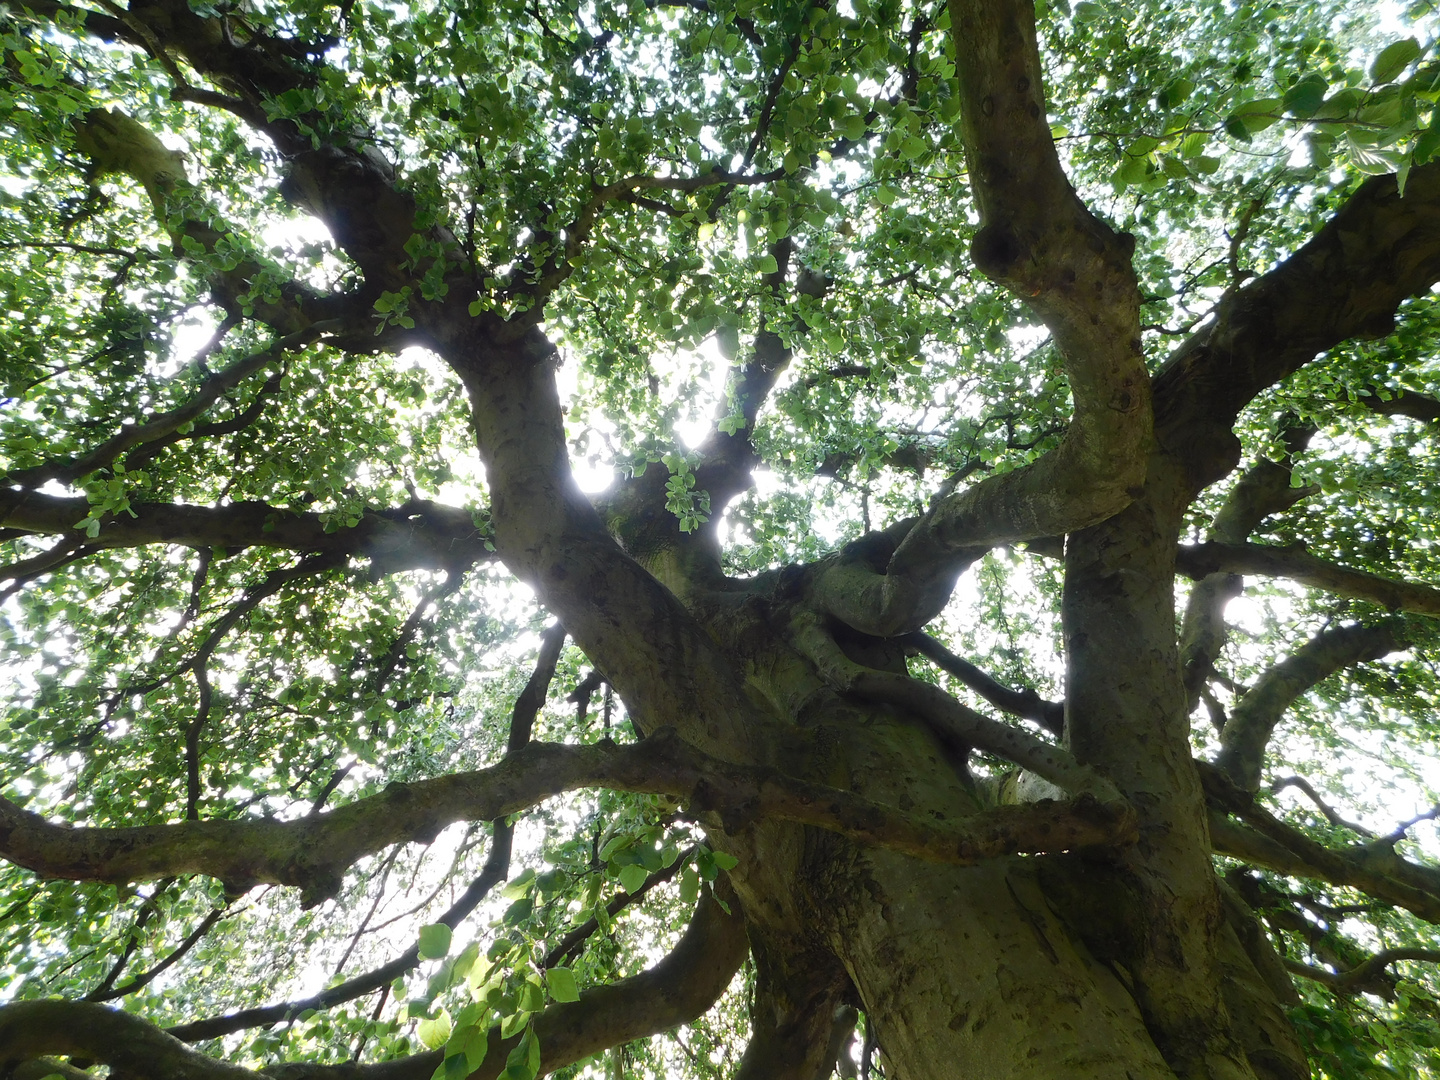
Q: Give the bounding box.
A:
[1215,622,1406,791]
[1202,763,1440,925]
[0,729,1134,903]
[1269,776,1374,838]
[14,884,748,1080]
[69,107,342,333]
[1176,541,1440,617]
[809,0,1150,637]
[902,631,1064,736]
[1178,441,1317,710]
[1285,948,1440,993]
[1154,161,1440,495]
[0,1000,259,1080]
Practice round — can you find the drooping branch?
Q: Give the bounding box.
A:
[1176,541,1440,617]
[902,631,1064,736]
[808,0,1151,637]
[0,728,1135,903]
[0,885,746,1080]
[1269,776,1374,838]
[0,325,305,488]
[86,905,229,1003]
[167,821,513,1042]
[1215,622,1406,791]
[173,625,567,1037]
[1202,763,1440,925]
[0,491,492,577]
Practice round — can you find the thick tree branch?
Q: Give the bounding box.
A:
[69,107,344,333]
[1154,162,1440,495]
[1216,622,1406,791]
[0,729,1135,903]
[2,885,747,1080]
[1359,388,1440,423]
[1177,541,1440,617]
[794,616,1123,804]
[0,1000,258,1080]
[0,491,491,577]
[809,0,1151,637]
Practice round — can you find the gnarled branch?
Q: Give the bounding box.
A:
[0,729,1135,904]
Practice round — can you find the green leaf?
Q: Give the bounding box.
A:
[418,924,453,960]
[710,851,740,871]
[619,864,649,893]
[1283,73,1328,117]
[1227,98,1282,133]
[546,966,580,1003]
[417,1008,453,1049]
[1373,38,1423,84]
[755,254,779,274]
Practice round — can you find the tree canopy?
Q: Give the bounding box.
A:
[7,0,1440,1077]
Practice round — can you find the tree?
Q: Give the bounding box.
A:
[6,0,1440,1075]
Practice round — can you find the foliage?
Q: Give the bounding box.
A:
[6,0,1440,1077]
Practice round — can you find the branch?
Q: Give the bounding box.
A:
[1176,541,1440,617]
[217,883,748,1080]
[794,616,1123,804]
[1215,622,1406,791]
[168,822,512,1042]
[69,107,340,333]
[809,0,1151,637]
[1178,437,1317,710]
[1359,388,1440,423]
[0,728,1135,904]
[174,622,564,1037]
[1284,948,1440,993]
[1202,763,1440,925]
[86,905,228,1003]
[1154,162,1440,496]
[1269,776,1374,838]
[902,631,1064,736]
[541,847,694,971]
[0,492,492,577]
[0,1000,258,1080]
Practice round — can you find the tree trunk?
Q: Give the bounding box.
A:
[657,501,1307,1080]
